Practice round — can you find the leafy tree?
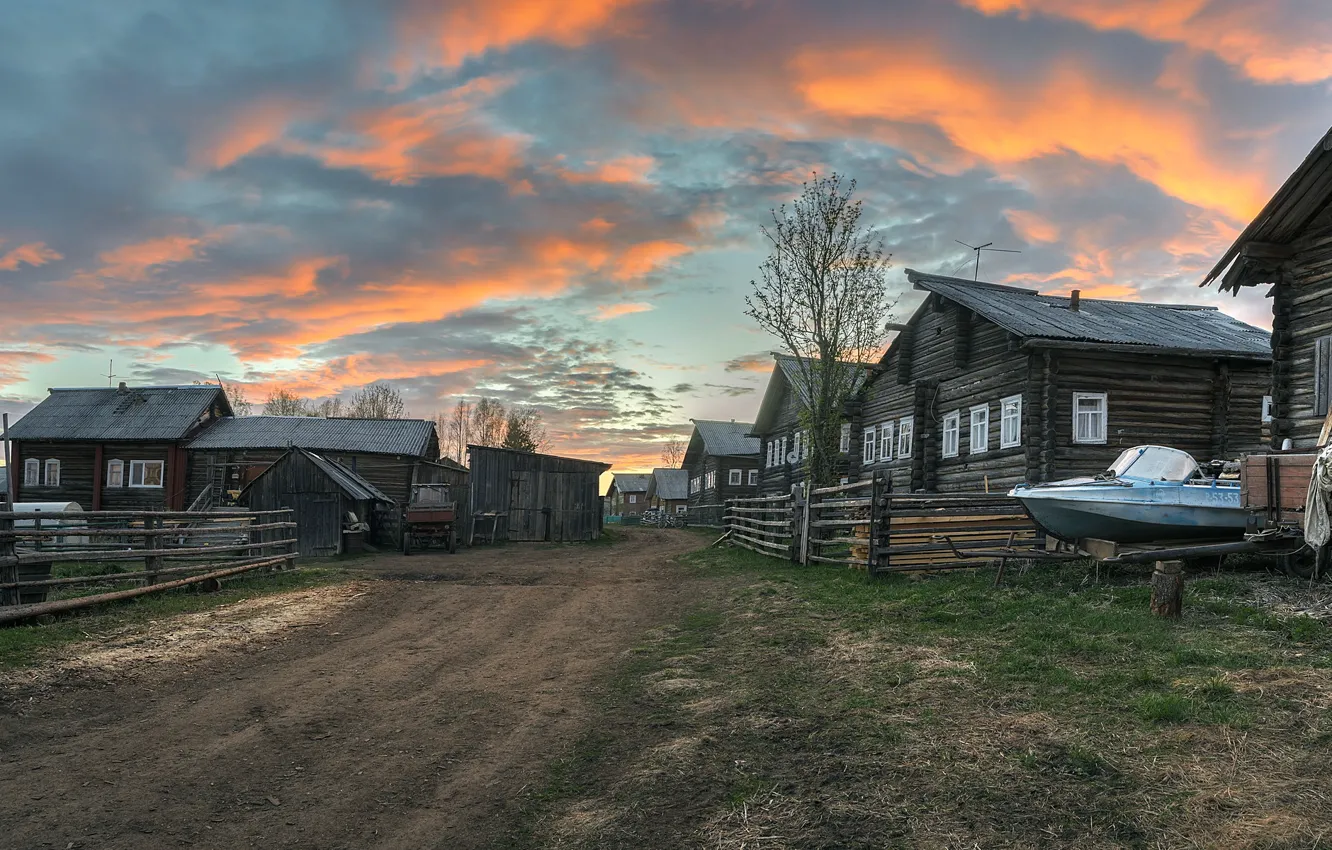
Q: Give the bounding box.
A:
[501,407,549,453]
[661,437,686,467]
[347,382,405,419]
[264,388,308,417]
[746,173,893,486]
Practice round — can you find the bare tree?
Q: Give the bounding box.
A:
[347,382,405,419]
[264,388,308,416]
[226,384,253,416]
[311,397,344,418]
[471,398,507,447]
[502,407,549,453]
[436,399,473,462]
[746,173,893,486]
[661,437,686,468]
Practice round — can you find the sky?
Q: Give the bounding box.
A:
[1,0,1328,472]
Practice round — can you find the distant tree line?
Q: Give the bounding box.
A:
[437,398,549,462]
[260,382,406,420]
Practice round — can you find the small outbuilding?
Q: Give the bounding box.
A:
[647,468,689,514]
[241,446,393,557]
[467,445,610,543]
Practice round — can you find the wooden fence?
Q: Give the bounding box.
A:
[0,509,297,624]
[722,476,1042,574]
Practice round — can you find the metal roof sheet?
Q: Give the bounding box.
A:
[302,449,394,503]
[188,415,436,456]
[6,386,229,442]
[908,271,1271,357]
[611,473,651,494]
[751,354,869,434]
[691,419,760,457]
[651,468,688,501]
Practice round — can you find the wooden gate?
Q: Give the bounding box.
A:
[290,492,341,556]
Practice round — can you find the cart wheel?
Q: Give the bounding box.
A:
[448,525,458,554]
[1279,545,1317,579]
[402,532,412,557]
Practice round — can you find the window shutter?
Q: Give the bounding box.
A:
[1320,336,1332,417]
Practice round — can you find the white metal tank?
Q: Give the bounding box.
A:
[12,502,88,547]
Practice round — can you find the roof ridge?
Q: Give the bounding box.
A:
[906,268,1041,295]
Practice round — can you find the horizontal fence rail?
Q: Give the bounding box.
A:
[722,493,794,558]
[0,509,297,624]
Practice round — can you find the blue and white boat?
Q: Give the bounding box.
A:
[1009,446,1246,544]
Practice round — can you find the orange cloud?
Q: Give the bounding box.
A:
[1005,210,1060,244]
[960,0,1332,84]
[99,235,208,280]
[556,154,656,184]
[0,242,61,271]
[193,98,303,169]
[593,302,654,321]
[792,45,1268,220]
[0,349,56,390]
[613,239,689,280]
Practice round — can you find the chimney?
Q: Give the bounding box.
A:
[1069,290,1080,312]
[117,381,128,393]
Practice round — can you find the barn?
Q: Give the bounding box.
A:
[241,446,393,557]
[467,445,609,543]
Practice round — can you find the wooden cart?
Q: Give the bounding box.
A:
[402,484,458,555]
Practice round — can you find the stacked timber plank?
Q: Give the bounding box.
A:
[875,494,1038,572]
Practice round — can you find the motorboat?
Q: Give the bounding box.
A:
[1009,445,1246,544]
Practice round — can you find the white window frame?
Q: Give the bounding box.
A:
[801,430,809,461]
[675,504,687,514]
[778,436,787,465]
[792,431,802,463]
[969,404,989,455]
[44,458,61,487]
[1072,392,1108,445]
[1000,395,1023,449]
[106,458,125,488]
[23,458,39,487]
[863,426,877,463]
[942,411,960,459]
[898,416,914,458]
[747,469,758,486]
[839,423,851,453]
[628,494,637,504]
[878,422,894,462]
[728,469,742,486]
[129,459,166,488]
[1262,395,1273,424]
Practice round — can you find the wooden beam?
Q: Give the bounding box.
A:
[1240,241,1295,260]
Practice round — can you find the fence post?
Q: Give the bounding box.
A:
[867,473,884,578]
[788,486,799,562]
[797,482,811,565]
[144,514,161,585]
[0,515,15,606]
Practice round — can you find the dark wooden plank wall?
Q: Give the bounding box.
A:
[755,381,854,495]
[246,450,361,556]
[1270,205,1332,448]
[468,447,605,542]
[187,449,421,507]
[686,453,759,507]
[13,441,175,509]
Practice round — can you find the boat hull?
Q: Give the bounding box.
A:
[1012,483,1247,545]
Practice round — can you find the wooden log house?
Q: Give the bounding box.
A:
[5,384,232,510]
[749,353,869,495]
[467,445,609,542]
[1202,126,1332,450]
[647,468,689,514]
[849,271,1272,493]
[606,473,651,516]
[683,420,760,521]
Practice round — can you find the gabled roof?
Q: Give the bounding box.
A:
[241,446,393,503]
[686,419,760,461]
[1203,128,1332,292]
[649,468,688,501]
[751,353,869,435]
[6,385,230,442]
[907,270,1270,358]
[610,473,651,494]
[188,415,437,456]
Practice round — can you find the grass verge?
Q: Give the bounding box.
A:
[508,545,1332,849]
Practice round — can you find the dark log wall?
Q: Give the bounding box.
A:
[757,384,803,495]
[469,447,604,542]
[187,449,423,507]
[686,453,759,507]
[1272,208,1332,448]
[247,450,361,557]
[14,441,176,509]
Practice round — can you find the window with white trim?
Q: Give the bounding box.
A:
[628,494,637,504]
[778,436,787,465]
[706,470,717,490]
[747,469,758,486]
[1073,392,1108,444]
[44,459,60,487]
[969,404,989,455]
[878,422,894,462]
[898,416,914,458]
[1262,395,1273,424]
[1000,395,1022,449]
[728,469,742,486]
[942,411,960,459]
[863,426,877,463]
[675,504,687,514]
[690,476,701,494]
[792,431,802,462]
[840,423,851,453]
[23,458,39,487]
[800,430,809,461]
[106,459,124,488]
[130,459,165,488]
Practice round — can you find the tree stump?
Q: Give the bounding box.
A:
[1150,560,1184,618]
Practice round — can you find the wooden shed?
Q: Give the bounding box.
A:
[849,271,1273,493]
[242,446,393,557]
[467,445,609,543]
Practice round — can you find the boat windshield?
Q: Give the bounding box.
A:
[1107,446,1200,483]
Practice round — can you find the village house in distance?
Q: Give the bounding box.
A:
[606,473,650,517]
[647,468,689,514]
[844,271,1272,494]
[749,353,868,496]
[1202,126,1332,450]
[683,419,760,520]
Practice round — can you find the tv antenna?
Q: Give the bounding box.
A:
[105,359,116,387]
[954,240,1021,281]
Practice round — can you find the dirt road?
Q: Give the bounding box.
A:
[0,528,706,849]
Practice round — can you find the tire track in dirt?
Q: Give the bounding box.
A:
[0,528,705,850]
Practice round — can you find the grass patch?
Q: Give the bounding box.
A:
[0,565,350,672]
[512,542,1332,848]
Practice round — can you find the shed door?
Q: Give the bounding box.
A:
[508,471,544,541]
[291,492,341,557]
